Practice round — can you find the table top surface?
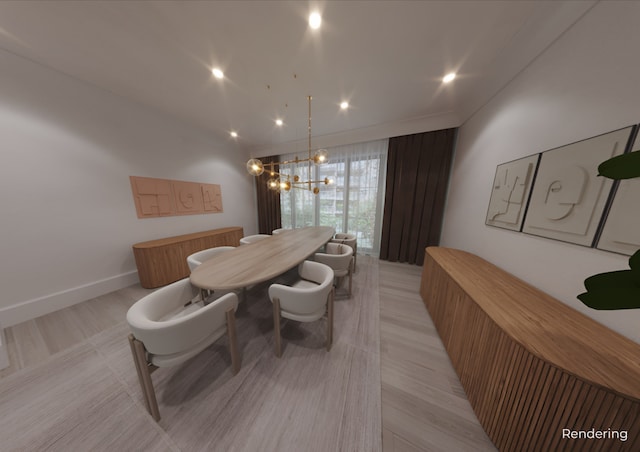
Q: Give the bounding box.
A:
[190,226,335,290]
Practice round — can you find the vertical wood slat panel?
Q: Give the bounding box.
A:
[494,345,530,449]
[509,358,546,451]
[420,248,640,452]
[518,362,556,451]
[132,226,243,288]
[479,330,514,437]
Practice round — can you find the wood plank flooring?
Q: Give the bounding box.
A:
[0,257,495,451]
[379,260,496,452]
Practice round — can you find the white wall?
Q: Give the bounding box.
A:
[0,49,257,326]
[441,2,640,344]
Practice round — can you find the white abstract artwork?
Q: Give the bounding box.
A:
[597,148,640,255]
[486,154,539,231]
[522,127,632,246]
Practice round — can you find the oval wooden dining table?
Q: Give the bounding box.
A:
[189,226,335,291]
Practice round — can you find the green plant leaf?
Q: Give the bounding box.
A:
[578,270,640,310]
[629,249,640,269]
[597,151,640,179]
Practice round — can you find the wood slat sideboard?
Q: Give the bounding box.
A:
[421,247,640,452]
[132,226,243,288]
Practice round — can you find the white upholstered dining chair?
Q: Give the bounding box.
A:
[239,234,271,245]
[330,233,357,272]
[187,246,236,302]
[268,260,335,357]
[314,243,354,298]
[271,228,291,235]
[187,246,235,272]
[126,277,240,421]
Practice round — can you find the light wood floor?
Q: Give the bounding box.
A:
[378,260,496,451]
[0,284,153,379]
[0,257,495,451]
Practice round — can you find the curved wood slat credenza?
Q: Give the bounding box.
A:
[132,227,243,288]
[420,247,640,452]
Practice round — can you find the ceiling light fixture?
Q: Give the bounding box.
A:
[246,96,331,195]
[212,68,224,79]
[309,12,322,29]
[443,72,456,83]
[340,101,349,110]
[275,119,284,126]
[230,131,238,138]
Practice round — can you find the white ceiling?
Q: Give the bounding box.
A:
[0,1,595,155]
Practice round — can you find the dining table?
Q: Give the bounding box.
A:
[189,226,335,291]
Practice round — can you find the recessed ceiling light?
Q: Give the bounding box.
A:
[275,119,284,126]
[309,12,322,29]
[443,72,456,83]
[230,131,238,138]
[340,101,349,110]
[212,68,224,79]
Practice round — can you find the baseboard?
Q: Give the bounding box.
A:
[0,271,140,327]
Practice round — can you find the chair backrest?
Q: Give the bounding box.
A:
[269,260,333,316]
[314,243,353,273]
[331,233,356,251]
[239,234,271,245]
[187,246,235,272]
[126,278,238,356]
[271,228,291,235]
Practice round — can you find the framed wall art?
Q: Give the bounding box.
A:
[522,127,632,247]
[486,154,539,231]
[130,176,223,219]
[597,132,640,255]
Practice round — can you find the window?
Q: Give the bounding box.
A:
[280,139,388,255]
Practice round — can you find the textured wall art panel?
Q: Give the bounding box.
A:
[486,154,539,231]
[130,176,223,218]
[522,127,632,246]
[202,184,223,212]
[597,145,640,255]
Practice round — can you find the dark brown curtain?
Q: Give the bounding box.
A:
[255,156,282,234]
[380,128,457,265]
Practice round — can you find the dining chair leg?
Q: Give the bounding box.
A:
[128,334,161,422]
[226,308,240,374]
[326,288,334,351]
[273,297,282,358]
[353,247,357,273]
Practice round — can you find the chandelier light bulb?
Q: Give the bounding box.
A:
[443,72,456,83]
[314,149,328,164]
[267,178,279,191]
[246,158,264,176]
[281,180,292,192]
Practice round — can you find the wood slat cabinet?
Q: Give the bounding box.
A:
[132,226,243,288]
[421,247,640,452]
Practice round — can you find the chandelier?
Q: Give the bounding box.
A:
[246,95,331,195]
